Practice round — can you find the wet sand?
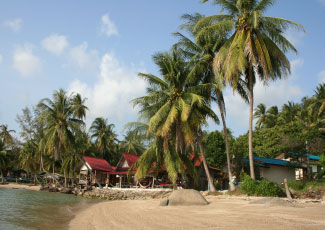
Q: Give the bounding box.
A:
[69,196,325,230]
[0,182,41,191]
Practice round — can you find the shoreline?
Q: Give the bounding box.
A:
[0,183,41,191]
[69,195,325,230]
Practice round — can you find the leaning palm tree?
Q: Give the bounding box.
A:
[133,48,219,190]
[0,125,15,145]
[254,103,267,129]
[197,0,305,179]
[174,13,248,190]
[89,117,118,161]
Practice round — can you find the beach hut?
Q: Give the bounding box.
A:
[275,152,322,179]
[79,156,115,186]
[241,156,302,184]
[109,153,140,188]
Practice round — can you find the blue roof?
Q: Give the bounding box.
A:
[242,156,304,168]
[287,152,320,161]
[242,158,265,167]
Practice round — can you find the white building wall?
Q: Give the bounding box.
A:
[260,165,296,184]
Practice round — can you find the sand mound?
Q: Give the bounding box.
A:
[161,189,208,206]
[249,197,301,207]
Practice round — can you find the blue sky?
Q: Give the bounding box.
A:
[1,0,325,139]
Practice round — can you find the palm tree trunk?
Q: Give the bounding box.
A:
[218,97,235,191]
[53,163,57,188]
[64,171,67,188]
[248,66,256,180]
[1,170,4,184]
[198,139,216,191]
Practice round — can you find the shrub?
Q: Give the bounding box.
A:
[255,179,284,197]
[288,180,306,191]
[240,173,258,196]
[240,173,284,197]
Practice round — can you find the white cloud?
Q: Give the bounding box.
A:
[41,34,69,55]
[318,70,325,83]
[69,42,100,70]
[68,53,146,126]
[13,44,42,77]
[223,58,304,135]
[0,55,3,64]
[101,13,118,38]
[3,18,22,32]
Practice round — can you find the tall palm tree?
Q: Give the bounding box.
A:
[0,125,15,145]
[133,48,219,190]
[174,13,248,191]
[254,103,267,129]
[198,0,305,179]
[38,89,84,186]
[89,117,118,161]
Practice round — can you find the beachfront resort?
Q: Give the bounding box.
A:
[1,0,325,229]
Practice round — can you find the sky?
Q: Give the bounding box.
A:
[0,0,325,139]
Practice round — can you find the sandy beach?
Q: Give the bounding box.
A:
[0,183,41,191]
[69,196,325,230]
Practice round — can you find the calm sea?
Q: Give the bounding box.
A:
[0,187,99,230]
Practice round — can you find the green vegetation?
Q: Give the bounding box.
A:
[240,173,284,197]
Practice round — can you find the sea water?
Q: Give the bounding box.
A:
[0,187,99,230]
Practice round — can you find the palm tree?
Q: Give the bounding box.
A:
[19,140,39,184]
[119,129,146,155]
[0,140,9,183]
[254,103,267,129]
[265,105,279,128]
[0,125,15,144]
[280,101,300,124]
[71,93,88,121]
[89,117,118,161]
[133,48,219,190]
[174,13,248,191]
[198,0,305,179]
[309,83,325,125]
[38,89,83,186]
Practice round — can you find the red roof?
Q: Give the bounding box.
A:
[83,156,114,172]
[189,154,220,171]
[122,153,139,168]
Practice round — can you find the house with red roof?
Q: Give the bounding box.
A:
[79,156,115,186]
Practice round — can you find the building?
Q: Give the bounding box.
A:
[242,156,301,184]
[79,156,115,186]
[275,152,322,179]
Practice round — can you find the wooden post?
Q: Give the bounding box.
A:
[119,176,122,188]
[284,178,292,201]
[152,177,155,189]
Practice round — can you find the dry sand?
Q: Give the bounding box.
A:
[69,196,325,230]
[0,183,41,191]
